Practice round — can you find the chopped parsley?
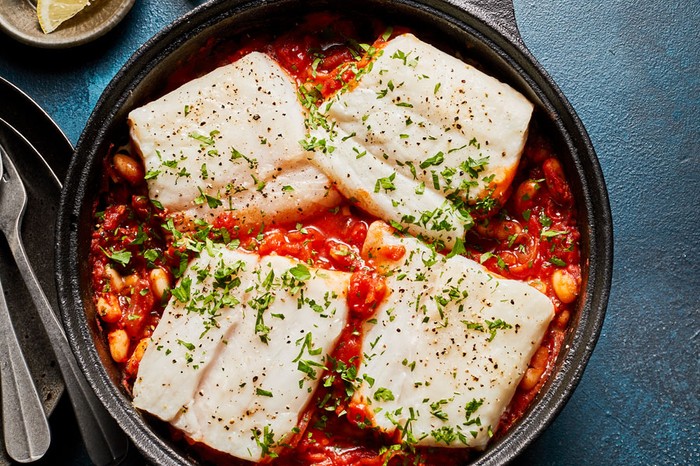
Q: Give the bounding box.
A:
[255,388,273,397]
[188,129,219,145]
[374,172,397,193]
[171,277,192,303]
[101,247,131,266]
[549,256,567,267]
[419,151,445,169]
[374,387,395,402]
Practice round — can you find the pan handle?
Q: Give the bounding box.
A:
[449,0,523,44]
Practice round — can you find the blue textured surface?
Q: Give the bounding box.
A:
[0,0,698,464]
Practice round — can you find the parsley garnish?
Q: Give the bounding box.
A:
[419,151,445,169]
[446,237,467,258]
[539,212,553,228]
[130,226,148,246]
[188,130,219,145]
[374,172,397,193]
[486,319,513,341]
[430,399,450,421]
[464,398,484,423]
[143,249,159,264]
[252,426,278,459]
[381,27,393,41]
[177,339,195,351]
[542,229,567,239]
[374,387,395,402]
[549,256,567,267]
[101,248,131,266]
[171,277,192,303]
[194,187,223,209]
[144,169,160,180]
[288,264,311,281]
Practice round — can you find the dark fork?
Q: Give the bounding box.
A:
[0,148,51,463]
[0,143,129,465]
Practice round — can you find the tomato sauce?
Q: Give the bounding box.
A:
[88,12,581,465]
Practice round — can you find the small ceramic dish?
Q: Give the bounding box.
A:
[0,0,135,49]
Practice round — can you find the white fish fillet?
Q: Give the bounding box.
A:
[309,33,533,247]
[133,245,351,461]
[308,126,469,247]
[128,51,340,227]
[356,221,553,449]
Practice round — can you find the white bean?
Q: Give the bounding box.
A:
[96,296,121,324]
[113,153,143,185]
[520,366,543,391]
[149,267,171,300]
[520,346,549,391]
[555,309,571,330]
[514,179,540,214]
[108,329,130,363]
[125,338,149,377]
[105,266,123,292]
[551,269,579,304]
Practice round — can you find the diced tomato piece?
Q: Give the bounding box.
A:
[121,279,154,338]
[348,270,387,319]
[543,158,574,207]
[102,204,127,231]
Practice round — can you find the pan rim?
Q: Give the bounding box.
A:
[55,1,612,465]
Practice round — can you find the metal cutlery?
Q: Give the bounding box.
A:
[0,143,129,465]
[0,150,51,463]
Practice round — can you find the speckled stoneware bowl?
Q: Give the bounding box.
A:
[56,0,613,464]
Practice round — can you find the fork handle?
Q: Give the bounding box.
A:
[6,227,129,466]
[0,276,51,463]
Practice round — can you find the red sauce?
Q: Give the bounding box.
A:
[89,12,581,465]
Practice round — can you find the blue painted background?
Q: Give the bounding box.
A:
[0,0,698,464]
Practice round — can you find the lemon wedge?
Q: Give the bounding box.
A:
[36,0,92,34]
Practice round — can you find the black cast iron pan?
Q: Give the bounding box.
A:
[55,1,613,464]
